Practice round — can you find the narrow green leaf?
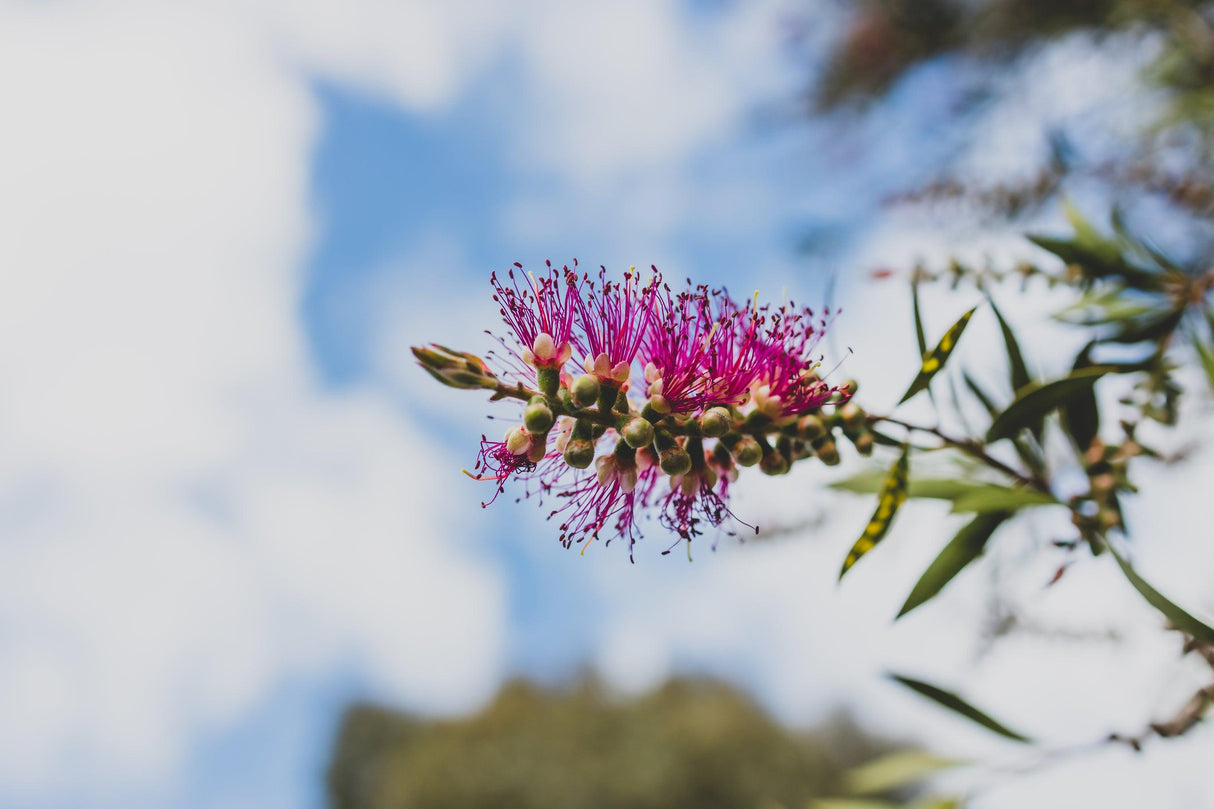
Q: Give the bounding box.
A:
[843,751,963,795]
[1105,541,1214,646]
[898,512,1012,618]
[949,486,1058,513]
[1061,342,1100,452]
[987,296,1030,394]
[912,277,928,359]
[888,674,1032,743]
[986,367,1109,442]
[899,307,978,406]
[839,449,909,579]
[832,474,980,502]
[1194,334,1214,396]
[962,372,1000,417]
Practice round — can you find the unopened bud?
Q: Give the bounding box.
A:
[505,426,531,455]
[853,433,874,456]
[816,441,840,466]
[563,439,595,469]
[524,399,555,434]
[732,437,762,467]
[841,379,859,397]
[797,414,826,441]
[660,447,692,476]
[759,450,789,476]
[839,402,864,429]
[700,407,731,437]
[623,418,655,449]
[571,375,600,408]
[412,344,497,390]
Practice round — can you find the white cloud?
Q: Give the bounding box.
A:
[0,2,505,801]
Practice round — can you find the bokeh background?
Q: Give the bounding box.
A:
[2,1,1212,807]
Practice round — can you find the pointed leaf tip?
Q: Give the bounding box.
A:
[899,306,978,406]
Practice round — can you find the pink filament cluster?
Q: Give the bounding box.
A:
[478,263,851,557]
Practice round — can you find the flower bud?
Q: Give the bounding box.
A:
[571,375,600,408]
[527,433,548,463]
[797,414,826,441]
[563,438,596,469]
[699,407,731,437]
[816,440,840,466]
[841,379,859,397]
[412,344,497,390]
[759,450,789,476]
[732,437,762,467]
[853,432,874,456]
[524,398,555,434]
[839,402,864,429]
[622,417,655,449]
[660,446,692,476]
[505,426,531,455]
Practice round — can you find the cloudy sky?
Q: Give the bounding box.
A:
[1,1,1211,807]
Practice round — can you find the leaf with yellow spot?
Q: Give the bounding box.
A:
[898,307,978,406]
[839,448,909,579]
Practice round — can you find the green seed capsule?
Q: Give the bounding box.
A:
[571,375,600,408]
[563,439,596,469]
[622,418,655,449]
[732,437,762,467]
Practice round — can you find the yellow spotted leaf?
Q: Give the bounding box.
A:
[899,307,978,405]
[839,448,909,579]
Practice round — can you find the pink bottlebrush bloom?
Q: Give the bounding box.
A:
[573,265,660,384]
[491,260,578,373]
[654,451,753,548]
[642,284,757,413]
[749,303,850,418]
[546,451,654,559]
[464,432,540,506]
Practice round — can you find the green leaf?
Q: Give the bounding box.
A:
[987,296,1030,394]
[1105,540,1214,646]
[839,449,910,579]
[832,473,979,501]
[1061,343,1100,452]
[898,512,1012,618]
[962,372,1000,417]
[949,487,1057,513]
[1194,333,1214,396]
[843,751,964,795]
[887,674,1032,743]
[912,276,928,359]
[899,307,978,406]
[986,367,1110,442]
[812,800,899,809]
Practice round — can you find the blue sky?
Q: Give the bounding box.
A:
[1,4,1212,809]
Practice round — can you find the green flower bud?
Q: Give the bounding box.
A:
[841,379,859,397]
[699,407,731,437]
[759,450,789,476]
[659,447,692,476]
[732,437,762,467]
[622,418,655,449]
[853,432,874,456]
[797,414,826,441]
[839,402,864,429]
[524,399,555,434]
[563,438,596,469]
[571,375,600,408]
[816,441,840,466]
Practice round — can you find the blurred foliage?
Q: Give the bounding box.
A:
[327,677,900,809]
[806,0,1214,227]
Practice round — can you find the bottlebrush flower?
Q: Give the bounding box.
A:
[573,265,660,384]
[491,260,578,372]
[749,303,850,419]
[643,284,762,414]
[416,262,858,559]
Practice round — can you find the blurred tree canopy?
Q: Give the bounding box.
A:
[327,678,896,809]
